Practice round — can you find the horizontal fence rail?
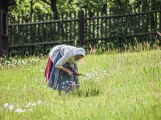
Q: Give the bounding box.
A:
[8,1,161,55]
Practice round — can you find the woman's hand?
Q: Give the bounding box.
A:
[73,71,79,76]
[68,71,73,76]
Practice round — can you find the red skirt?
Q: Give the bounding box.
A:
[44,56,53,84]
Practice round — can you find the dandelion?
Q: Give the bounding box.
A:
[38,101,41,104]
[4,103,9,107]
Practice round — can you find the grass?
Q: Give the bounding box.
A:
[0,47,161,120]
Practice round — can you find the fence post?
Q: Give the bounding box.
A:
[79,10,84,47]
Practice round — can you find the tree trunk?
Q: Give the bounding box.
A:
[50,0,59,19]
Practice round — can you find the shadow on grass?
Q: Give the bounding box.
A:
[71,88,102,97]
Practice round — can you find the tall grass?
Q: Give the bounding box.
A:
[0,43,161,120]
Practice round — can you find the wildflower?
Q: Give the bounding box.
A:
[32,103,36,106]
[30,108,33,111]
[103,71,106,72]
[25,106,29,108]
[120,72,122,74]
[27,103,32,106]
[117,66,119,68]
[15,109,22,113]
[9,105,14,111]
[38,101,41,104]
[4,103,9,107]
[23,89,25,91]
[66,81,69,83]
[33,71,35,72]
[40,69,44,72]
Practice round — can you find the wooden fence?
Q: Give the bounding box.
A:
[8,1,161,55]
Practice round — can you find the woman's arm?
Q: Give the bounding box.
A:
[59,67,73,76]
[70,67,79,76]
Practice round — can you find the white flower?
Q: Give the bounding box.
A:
[27,103,32,106]
[114,71,116,72]
[103,71,106,72]
[4,103,9,107]
[23,89,25,91]
[40,69,44,72]
[15,109,24,113]
[30,108,33,111]
[120,72,122,74]
[9,105,14,111]
[32,103,36,106]
[117,66,119,68]
[25,105,29,108]
[33,71,35,72]
[38,101,41,104]
[22,109,26,112]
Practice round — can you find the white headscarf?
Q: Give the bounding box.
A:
[74,47,85,56]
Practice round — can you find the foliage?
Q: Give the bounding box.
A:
[1,45,161,119]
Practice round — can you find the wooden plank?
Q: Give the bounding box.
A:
[89,9,91,38]
[13,15,16,45]
[117,7,119,31]
[66,12,68,40]
[134,5,136,34]
[97,9,99,39]
[30,14,32,44]
[61,12,64,41]
[142,3,145,43]
[85,9,87,39]
[49,13,52,42]
[42,14,44,42]
[25,15,28,44]
[129,6,132,35]
[9,16,12,45]
[17,15,20,54]
[160,2,161,32]
[74,11,76,40]
[105,7,107,38]
[125,6,128,34]
[101,8,103,37]
[38,14,40,43]
[138,4,140,42]
[113,7,115,30]
[54,12,56,41]
[46,14,48,42]
[33,14,36,53]
[34,14,36,43]
[146,3,149,32]
[151,2,153,32]
[69,11,72,40]
[18,15,20,45]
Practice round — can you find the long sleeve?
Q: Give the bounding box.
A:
[55,49,73,68]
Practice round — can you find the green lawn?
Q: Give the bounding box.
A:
[0,49,161,120]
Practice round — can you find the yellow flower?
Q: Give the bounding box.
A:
[89,116,91,118]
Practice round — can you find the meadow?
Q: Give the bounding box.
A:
[0,44,161,120]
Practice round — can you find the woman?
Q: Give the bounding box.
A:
[44,44,85,95]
